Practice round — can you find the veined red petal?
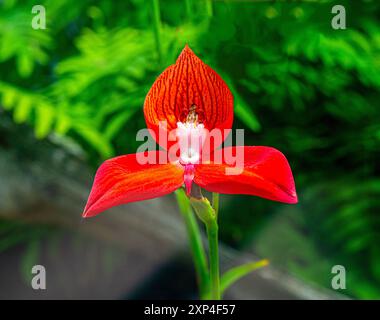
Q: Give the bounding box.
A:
[144,45,234,147]
[194,146,298,204]
[83,151,184,217]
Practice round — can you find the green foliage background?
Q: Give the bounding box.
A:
[1,0,380,298]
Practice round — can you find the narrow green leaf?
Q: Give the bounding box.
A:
[220,259,269,295]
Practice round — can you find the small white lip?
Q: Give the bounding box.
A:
[176,121,205,165]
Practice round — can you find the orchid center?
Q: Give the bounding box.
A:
[175,106,207,195]
[176,106,206,166]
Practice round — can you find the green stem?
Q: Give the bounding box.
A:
[185,0,193,21]
[175,189,210,299]
[190,195,221,300]
[206,218,220,300]
[206,0,213,18]
[212,193,219,217]
[151,0,162,64]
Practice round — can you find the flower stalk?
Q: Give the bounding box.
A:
[175,189,210,299]
[205,217,220,300]
[190,195,221,300]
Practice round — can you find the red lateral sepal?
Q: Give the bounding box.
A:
[194,146,298,204]
[83,151,184,217]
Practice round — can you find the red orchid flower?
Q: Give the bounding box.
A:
[83,46,297,218]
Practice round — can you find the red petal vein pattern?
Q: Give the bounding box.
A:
[144,45,234,144]
[194,146,298,204]
[83,151,184,217]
